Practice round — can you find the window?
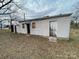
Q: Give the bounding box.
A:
[32,22,36,28]
[22,24,25,28]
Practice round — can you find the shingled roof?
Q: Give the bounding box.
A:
[19,13,72,22]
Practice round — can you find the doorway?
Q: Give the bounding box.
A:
[11,25,14,32]
[27,24,30,34]
[49,21,57,37]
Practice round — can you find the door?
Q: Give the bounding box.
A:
[11,25,14,32]
[27,24,30,34]
[50,21,57,37]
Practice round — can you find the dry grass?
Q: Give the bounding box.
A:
[0,29,79,59]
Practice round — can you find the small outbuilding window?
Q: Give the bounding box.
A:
[32,22,36,28]
[22,24,25,28]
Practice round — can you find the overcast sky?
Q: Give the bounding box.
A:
[13,0,79,19]
[0,0,79,25]
[0,0,79,20]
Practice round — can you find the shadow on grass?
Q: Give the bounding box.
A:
[57,38,75,44]
[68,38,75,42]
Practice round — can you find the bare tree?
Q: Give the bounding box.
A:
[72,1,79,28]
[0,0,26,31]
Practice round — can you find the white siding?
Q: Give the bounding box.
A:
[16,16,71,38]
[16,23,27,34]
[56,17,71,38]
[30,20,49,36]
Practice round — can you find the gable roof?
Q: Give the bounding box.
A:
[19,13,72,22]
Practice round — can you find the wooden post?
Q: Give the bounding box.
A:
[9,15,13,32]
[0,21,2,30]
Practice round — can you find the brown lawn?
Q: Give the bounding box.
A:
[0,29,79,59]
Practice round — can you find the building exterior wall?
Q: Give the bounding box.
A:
[56,17,71,38]
[16,16,71,38]
[16,23,27,34]
[30,20,49,36]
[30,17,71,38]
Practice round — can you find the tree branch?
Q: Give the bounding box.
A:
[0,0,12,9]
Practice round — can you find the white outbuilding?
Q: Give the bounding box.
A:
[13,13,72,39]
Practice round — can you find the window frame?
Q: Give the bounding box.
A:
[22,23,25,29]
[32,22,36,28]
